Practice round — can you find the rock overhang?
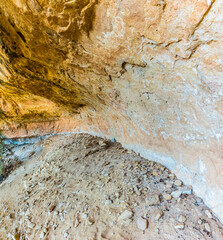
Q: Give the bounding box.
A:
[0,0,223,222]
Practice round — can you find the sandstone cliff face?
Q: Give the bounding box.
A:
[0,0,223,221]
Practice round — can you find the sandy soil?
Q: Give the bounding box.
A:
[0,134,222,240]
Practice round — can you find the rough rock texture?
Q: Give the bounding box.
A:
[0,0,223,222]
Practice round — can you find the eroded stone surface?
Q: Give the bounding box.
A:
[0,0,223,222]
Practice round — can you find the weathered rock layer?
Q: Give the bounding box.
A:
[0,0,223,221]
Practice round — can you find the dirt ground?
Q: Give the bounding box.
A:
[0,134,222,240]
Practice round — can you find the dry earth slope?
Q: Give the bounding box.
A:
[0,134,223,240]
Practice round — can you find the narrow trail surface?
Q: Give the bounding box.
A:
[0,134,222,240]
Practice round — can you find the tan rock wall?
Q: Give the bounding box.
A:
[0,0,223,221]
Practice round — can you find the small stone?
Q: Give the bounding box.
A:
[137,217,148,231]
[136,190,141,196]
[123,202,130,207]
[175,223,185,230]
[180,186,192,195]
[204,223,211,232]
[169,173,175,180]
[49,204,57,212]
[74,219,79,228]
[115,192,120,198]
[174,180,182,186]
[198,219,202,225]
[171,186,192,197]
[152,171,158,176]
[178,215,187,223]
[81,213,88,219]
[105,200,112,205]
[133,202,138,207]
[163,193,172,201]
[88,219,94,225]
[154,210,164,221]
[64,232,69,238]
[99,140,106,146]
[59,213,64,221]
[146,194,161,206]
[54,211,59,215]
[171,190,182,198]
[166,182,173,189]
[118,210,133,221]
[205,210,212,219]
[104,194,109,200]
[40,232,45,238]
[101,170,108,176]
[103,161,110,166]
[52,225,57,230]
[14,234,20,240]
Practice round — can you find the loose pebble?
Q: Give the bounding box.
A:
[163,193,172,201]
[198,219,202,225]
[64,232,69,238]
[205,223,211,232]
[137,217,148,231]
[118,210,133,221]
[115,192,120,198]
[99,140,106,146]
[180,186,193,195]
[14,234,20,240]
[178,215,187,223]
[171,190,182,198]
[154,210,164,221]
[174,180,182,186]
[105,200,112,205]
[81,213,88,219]
[169,174,175,180]
[40,232,45,238]
[152,171,158,176]
[171,186,192,198]
[175,223,185,230]
[205,210,212,219]
[88,219,94,225]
